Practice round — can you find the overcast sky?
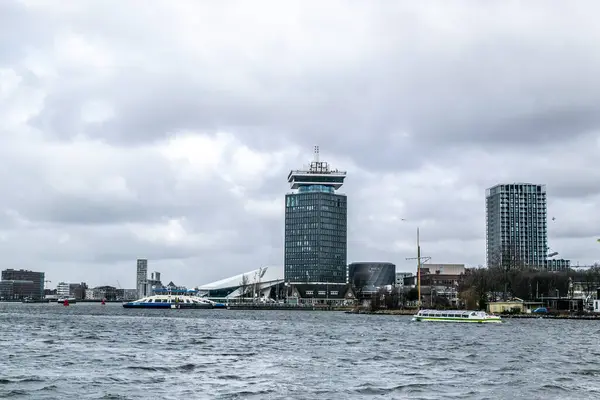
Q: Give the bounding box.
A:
[1,1,599,289]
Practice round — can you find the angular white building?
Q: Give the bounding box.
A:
[198,266,284,302]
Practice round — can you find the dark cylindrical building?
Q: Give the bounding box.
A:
[348,262,396,295]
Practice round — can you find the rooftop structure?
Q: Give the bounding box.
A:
[287,146,347,192]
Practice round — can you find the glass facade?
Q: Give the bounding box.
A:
[1,269,45,299]
[486,183,548,269]
[284,192,347,284]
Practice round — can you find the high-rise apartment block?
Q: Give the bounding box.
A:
[284,147,347,284]
[136,259,148,298]
[486,183,548,269]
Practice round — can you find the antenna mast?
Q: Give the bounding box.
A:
[406,227,430,310]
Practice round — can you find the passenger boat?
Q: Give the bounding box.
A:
[57,297,77,304]
[412,309,502,323]
[122,288,226,309]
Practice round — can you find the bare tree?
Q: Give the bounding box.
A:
[581,269,599,300]
[239,274,249,301]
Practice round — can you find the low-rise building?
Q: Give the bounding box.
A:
[348,262,395,298]
[546,259,570,272]
[0,280,35,300]
[56,282,87,299]
[1,269,45,299]
[92,286,118,301]
[122,289,138,300]
[395,272,413,287]
[420,264,465,307]
[488,299,524,314]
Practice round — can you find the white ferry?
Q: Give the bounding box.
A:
[123,288,226,309]
[412,309,502,323]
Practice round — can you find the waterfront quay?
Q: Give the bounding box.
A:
[226,303,351,311]
[503,313,600,320]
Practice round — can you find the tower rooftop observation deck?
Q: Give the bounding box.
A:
[287,146,347,190]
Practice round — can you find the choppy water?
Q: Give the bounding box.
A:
[1,303,600,399]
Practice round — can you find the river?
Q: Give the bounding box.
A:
[1,302,599,399]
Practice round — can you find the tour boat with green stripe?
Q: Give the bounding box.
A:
[412,309,502,323]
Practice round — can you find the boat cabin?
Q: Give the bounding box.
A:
[135,296,209,305]
[416,309,484,318]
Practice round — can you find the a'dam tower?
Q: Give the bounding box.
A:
[284,146,347,285]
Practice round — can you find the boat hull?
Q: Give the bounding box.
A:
[122,302,213,309]
[412,317,502,323]
[412,309,502,323]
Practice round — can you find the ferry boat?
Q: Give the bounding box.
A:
[57,297,77,304]
[412,309,502,323]
[122,288,226,309]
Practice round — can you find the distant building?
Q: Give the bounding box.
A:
[284,147,347,287]
[1,269,45,299]
[425,264,465,275]
[147,271,162,292]
[546,259,570,272]
[486,183,548,269]
[0,280,35,300]
[348,262,396,297]
[136,259,148,298]
[198,266,284,302]
[56,282,70,298]
[92,286,118,301]
[56,282,87,300]
[395,272,413,287]
[420,264,466,307]
[122,289,138,300]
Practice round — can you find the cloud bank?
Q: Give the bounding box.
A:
[1,0,599,287]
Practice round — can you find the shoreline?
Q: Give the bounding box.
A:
[346,309,600,320]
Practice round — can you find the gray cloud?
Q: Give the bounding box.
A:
[0,1,599,287]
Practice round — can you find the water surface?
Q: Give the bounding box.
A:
[1,303,599,399]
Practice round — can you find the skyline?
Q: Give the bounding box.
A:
[1,1,599,287]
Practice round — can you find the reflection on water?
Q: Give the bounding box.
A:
[1,303,600,399]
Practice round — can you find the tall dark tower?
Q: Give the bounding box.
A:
[284,146,347,285]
